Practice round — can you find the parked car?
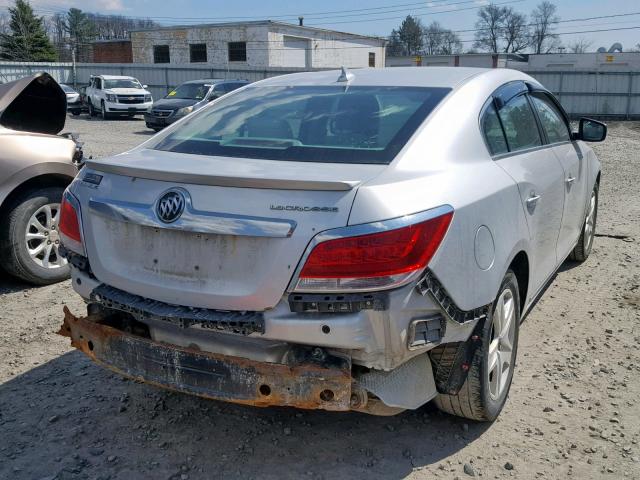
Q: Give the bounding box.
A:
[144,79,249,131]
[85,75,153,119]
[0,72,83,285]
[60,83,83,116]
[58,67,605,420]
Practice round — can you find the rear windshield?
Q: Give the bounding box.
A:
[151,85,451,164]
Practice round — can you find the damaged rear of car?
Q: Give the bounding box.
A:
[58,67,602,420]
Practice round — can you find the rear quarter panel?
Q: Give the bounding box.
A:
[349,69,534,311]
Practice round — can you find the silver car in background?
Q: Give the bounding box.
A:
[58,67,605,421]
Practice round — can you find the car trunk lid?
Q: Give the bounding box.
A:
[0,72,66,134]
[80,150,385,311]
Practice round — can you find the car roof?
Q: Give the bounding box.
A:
[182,79,247,84]
[255,67,514,89]
[98,75,138,80]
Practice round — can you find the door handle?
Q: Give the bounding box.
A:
[565,176,576,185]
[526,194,541,204]
[526,193,541,214]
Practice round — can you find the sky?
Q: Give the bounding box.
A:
[1,0,639,52]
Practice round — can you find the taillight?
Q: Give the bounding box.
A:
[295,210,453,292]
[59,192,84,253]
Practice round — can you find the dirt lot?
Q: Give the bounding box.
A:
[1,116,639,480]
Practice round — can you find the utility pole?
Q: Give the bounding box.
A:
[71,45,77,89]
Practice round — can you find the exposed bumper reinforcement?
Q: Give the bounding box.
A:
[58,307,352,411]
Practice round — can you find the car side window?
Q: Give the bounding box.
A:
[497,94,542,152]
[530,94,571,144]
[482,102,508,155]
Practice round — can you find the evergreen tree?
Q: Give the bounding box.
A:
[0,0,57,62]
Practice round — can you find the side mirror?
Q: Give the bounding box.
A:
[574,118,607,142]
[142,84,148,89]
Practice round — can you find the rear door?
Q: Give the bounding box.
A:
[483,84,565,293]
[529,92,587,260]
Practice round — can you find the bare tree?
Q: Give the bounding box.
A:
[423,21,444,55]
[502,8,528,53]
[474,4,507,53]
[568,37,593,53]
[440,30,463,54]
[423,21,462,55]
[529,1,560,54]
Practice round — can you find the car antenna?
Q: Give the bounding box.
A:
[337,66,354,83]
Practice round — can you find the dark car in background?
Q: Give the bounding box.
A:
[144,79,249,131]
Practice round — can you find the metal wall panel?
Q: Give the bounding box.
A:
[523,70,640,119]
[1,62,639,118]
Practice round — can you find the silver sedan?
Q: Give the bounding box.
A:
[59,67,605,421]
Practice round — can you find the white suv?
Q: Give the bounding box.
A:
[85,75,153,119]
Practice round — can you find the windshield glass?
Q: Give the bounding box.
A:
[152,85,450,164]
[60,84,75,93]
[104,79,142,89]
[166,82,211,100]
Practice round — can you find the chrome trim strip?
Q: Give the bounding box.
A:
[88,190,296,238]
[286,204,454,292]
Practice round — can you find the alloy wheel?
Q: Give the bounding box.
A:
[487,288,516,400]
[25,203,67,269]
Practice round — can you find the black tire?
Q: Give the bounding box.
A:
[434,270,520,421]
[88,101,95,117]
[570,182,598,262]
[0,187,71,285]
[100,101,109,120]
[71,111,80,116]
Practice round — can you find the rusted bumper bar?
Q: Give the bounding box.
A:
[58,307,352,411]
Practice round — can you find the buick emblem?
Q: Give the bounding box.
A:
[156,190,185,223]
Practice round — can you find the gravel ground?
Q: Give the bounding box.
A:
[0,116,639,480]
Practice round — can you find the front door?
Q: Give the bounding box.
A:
[529,92,588,260]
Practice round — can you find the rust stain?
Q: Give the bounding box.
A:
[58,307,352,411]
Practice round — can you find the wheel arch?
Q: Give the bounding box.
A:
[0,173,74,215]
[507,250,529,314]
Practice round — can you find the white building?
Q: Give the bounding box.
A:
[131,20,386,69]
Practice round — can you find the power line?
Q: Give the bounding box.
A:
[31,0,490,22]
[54,12,640,46]
[72,24,637,51]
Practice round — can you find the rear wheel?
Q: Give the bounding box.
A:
[88,100,95,117]
[434,271,520,421]
[0,187,70,285]
[570,182,598,262]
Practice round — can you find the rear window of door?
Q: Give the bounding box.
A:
[530,93,571,144]
[497,94,542,152]
[482,102,508,155]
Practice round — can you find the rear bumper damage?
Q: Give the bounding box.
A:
[59,306,355,411]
